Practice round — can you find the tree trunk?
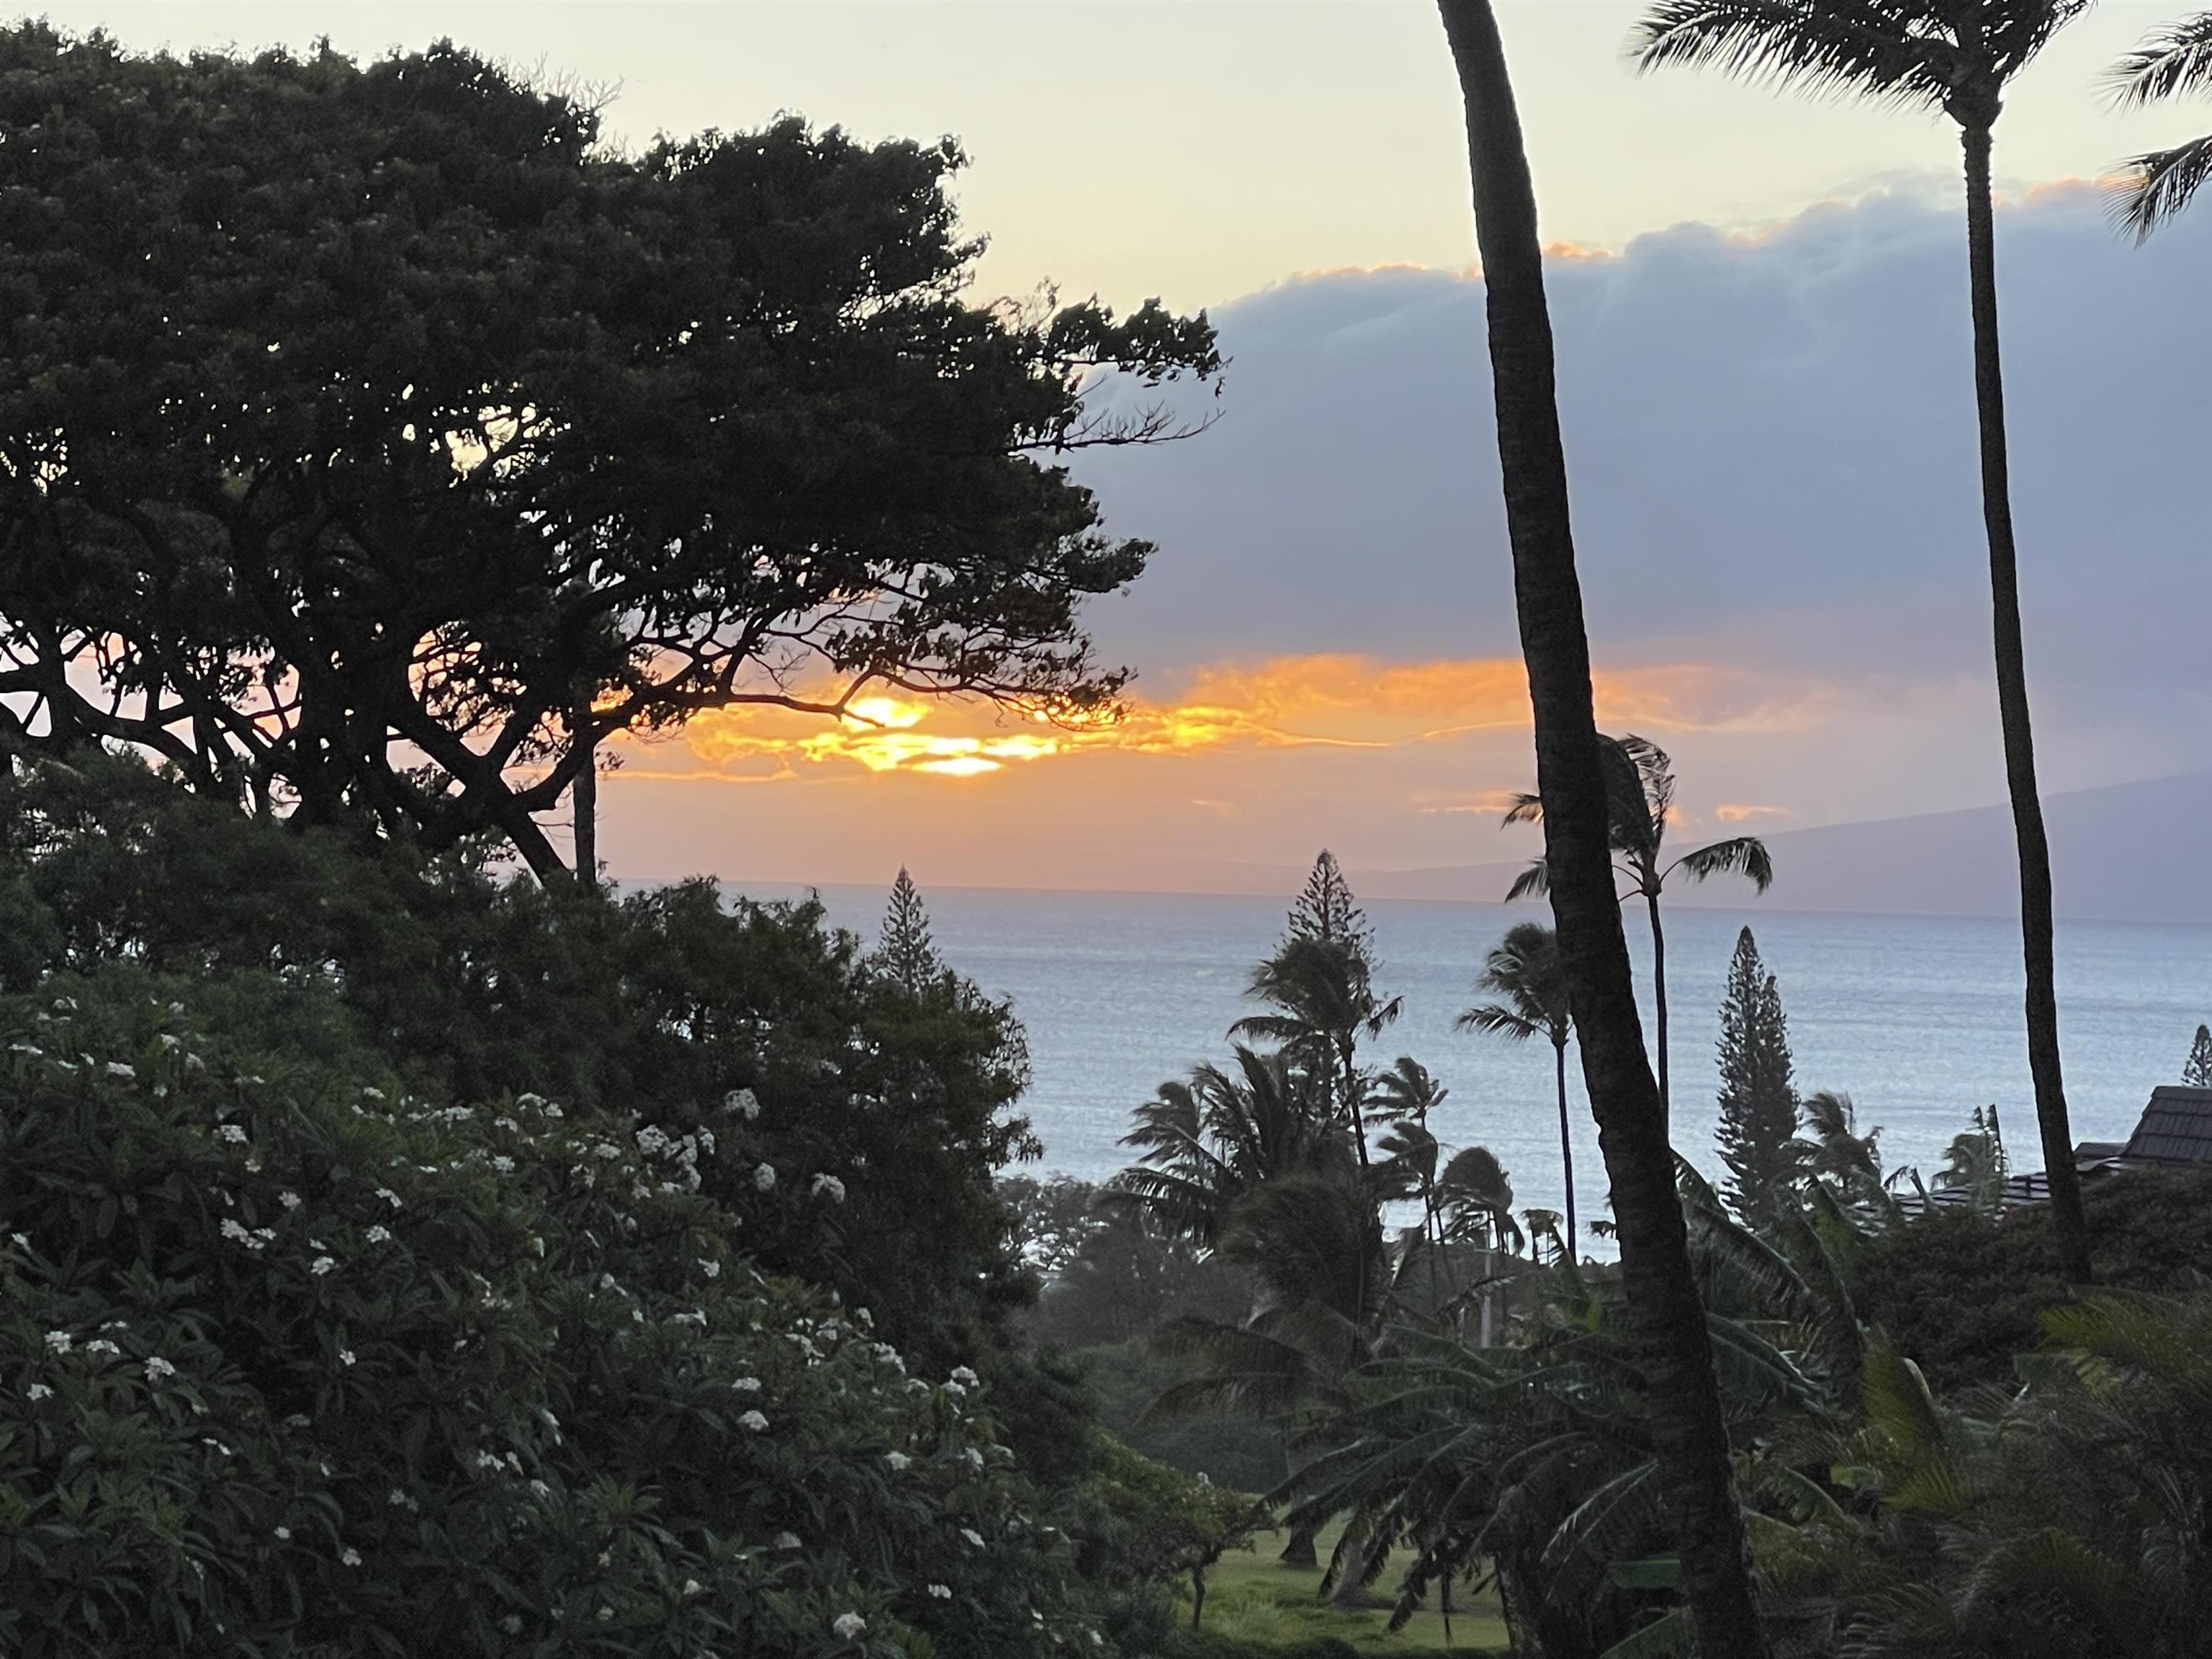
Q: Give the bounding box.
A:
[572,694,598,894]
[1434,6,1772,1657]
[1959,121,2090,1285]
[1280,1521,1320,1569]
[1329,1511,1375,1609]
[1645,889,1669,1125]
[1192,1563,1208,1629]
[1554,1035,1577,1249]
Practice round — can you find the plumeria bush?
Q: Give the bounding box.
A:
[0,972,1102,1656]
[0,757,1039,1413]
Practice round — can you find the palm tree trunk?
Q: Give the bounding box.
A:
[1960,121,2090,1286]
[1553,1035,1577,1248]
[1645,888,1669,1124]
[1330,1511,1375,1608]
[572,693,598,894]
[1341,1043,1370,1169]
[1436,6,1771,1656]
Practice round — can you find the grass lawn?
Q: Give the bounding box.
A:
[1176,1523,1512,1655]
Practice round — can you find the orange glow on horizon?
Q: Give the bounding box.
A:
[619,653,1829,787]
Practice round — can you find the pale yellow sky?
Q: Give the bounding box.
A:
[36,1,2207,310]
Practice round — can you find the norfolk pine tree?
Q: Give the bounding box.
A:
[2186,1024,2212,1088]
[1714,926,1800,1217]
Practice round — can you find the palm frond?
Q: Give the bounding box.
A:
[1456,1001,1542,1041]
[1629,0,1955,112]
[1598,1606,1693,1659]
[2113,133,2212,240]
[2108,9,2212,106]
[1672,834,1775,893]
[1504,858,1550,902]
[1501,790,1544,827]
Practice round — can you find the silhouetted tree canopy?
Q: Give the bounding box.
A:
[0,25,1219,876]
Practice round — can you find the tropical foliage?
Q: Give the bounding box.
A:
[2110,9,2212,235]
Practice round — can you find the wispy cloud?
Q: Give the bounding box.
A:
[634,655,1830,785]
[1715,803,1793,823]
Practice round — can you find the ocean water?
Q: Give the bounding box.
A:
[745,884,2212,1238]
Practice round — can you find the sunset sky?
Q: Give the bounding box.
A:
[52,1,2212,894]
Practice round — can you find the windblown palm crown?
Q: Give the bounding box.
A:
[1632,0,2087,131]
[2109,10,2212,235]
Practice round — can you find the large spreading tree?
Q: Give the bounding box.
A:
[0,27,1218,879]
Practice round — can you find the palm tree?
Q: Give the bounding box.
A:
[1791,1089,1894,1215]
[1109,1045,1348,1249]
[1628,0,2091,1287]
[2110,11,2212,236]
[1434,3,1772,1651]
[1456,920,1580,1245]
[1503,734,1772,1120]
[1234,932,1403,1170]
[1372,1058,1454,1307]
[1434,1144,1526,1258]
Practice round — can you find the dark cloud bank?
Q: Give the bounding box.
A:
[1077,182,2212,775]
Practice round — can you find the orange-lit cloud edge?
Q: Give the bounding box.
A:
[608,654,1833,786]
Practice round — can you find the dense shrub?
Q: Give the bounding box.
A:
[1850,1166,2212,1390]
[0,971,1096,1655]
[0,757,1036,1404]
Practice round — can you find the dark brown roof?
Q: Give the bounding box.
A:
[2121,1087,2212,1164]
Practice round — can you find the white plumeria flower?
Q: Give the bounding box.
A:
[832,1613,867,1641]
[217,1125,248,1144]
[961,1528,986,1548]
[732,1377,762,1393]
[725,1087,761,1120]
[699,1258,721,1279]
[374,1188,403,1209]
[737,1410,769,1433]
[274,1526,292,1540]
[311,1256,336,1277]
[365,1226,392,1244]
[809,1173,846,1204]
[104,1062,135,1079]
[752,1164,776,1192]
[884,1451,910,1471]
[143,1357,176,1381]
[341,1547,361,1568]
[928,1583,952,1600]
[42,1331,72,1353]
[24,1383,52,1401]
[950,1367,979,1388]
[279,1191,302,1210]
[682,1579,703,1598]
[491,1156,514,1174]
[338,1349,356,1367]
